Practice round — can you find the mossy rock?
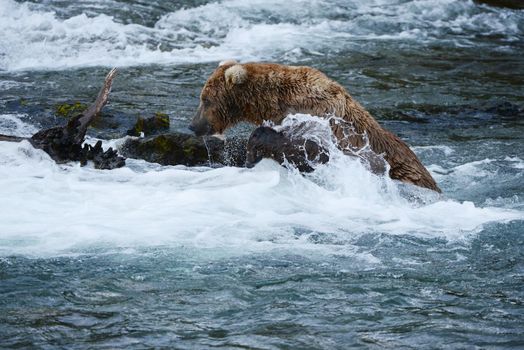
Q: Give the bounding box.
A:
[55,101,88,119]
[120,132,247,167]
[121,133,212,166]
[127,113,170,137]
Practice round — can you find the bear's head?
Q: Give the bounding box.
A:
[190,61,348,137]
[189,60,251,136]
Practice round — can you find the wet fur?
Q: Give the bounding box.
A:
[192,62,440,192]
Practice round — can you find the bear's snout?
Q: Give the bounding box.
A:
[189,107,212,136]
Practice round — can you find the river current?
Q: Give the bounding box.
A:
[0,0,523,348]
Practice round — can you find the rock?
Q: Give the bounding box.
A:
[246,126,388,175]
[246,126,329,172]
[126,113,170,137]
[120,133,247,167]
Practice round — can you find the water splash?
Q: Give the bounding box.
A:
[0,114,39,137]
[0,0,522,71]
[0,114,522,257]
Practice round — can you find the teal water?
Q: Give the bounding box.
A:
[0,0,523,348]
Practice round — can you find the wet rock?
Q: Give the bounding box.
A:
[5,99,51,127]
[246,126,329,172]
[120,133,247,167]
[126,112,170,137]
[246,126,388,175]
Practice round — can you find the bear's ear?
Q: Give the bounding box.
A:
[224,64,247,86]
[219,59,238,67]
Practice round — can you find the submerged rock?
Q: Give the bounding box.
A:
[120,133,247,167]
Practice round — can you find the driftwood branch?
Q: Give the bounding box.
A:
[0,68,125,169]
[69,67,117,144]
[0,134,27,143]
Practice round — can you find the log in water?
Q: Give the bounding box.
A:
[0,0,523,348]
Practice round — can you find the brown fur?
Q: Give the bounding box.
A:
[190,62,440,192]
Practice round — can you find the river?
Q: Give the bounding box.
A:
[0,0,523,348]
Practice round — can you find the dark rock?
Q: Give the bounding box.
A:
[6,98,46,115]
[246,126,329,172]
[246,126,388,175]
[120,133,247,167]
[126,113,170,137]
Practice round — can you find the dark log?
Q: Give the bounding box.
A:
[0,69,125,170]
[0,134,27,143]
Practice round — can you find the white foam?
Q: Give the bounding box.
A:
[0,114,39,136]
[429,158,498,185]
[0,0,522,71]
[412,145,454,156]
[0,115,521,258]
[505,156,524,169]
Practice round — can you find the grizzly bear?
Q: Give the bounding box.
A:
[190,61,441,193]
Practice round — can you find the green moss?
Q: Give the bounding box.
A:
[132,117,145,135]
[152,135,172,153]
[55,101,87,118]
[183,143,196,157]
[121,133,227,166]
[182,138,208,160]
[154,112,170,128]
[127,114,170,137]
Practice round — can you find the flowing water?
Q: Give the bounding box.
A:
[1,0,523,348]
